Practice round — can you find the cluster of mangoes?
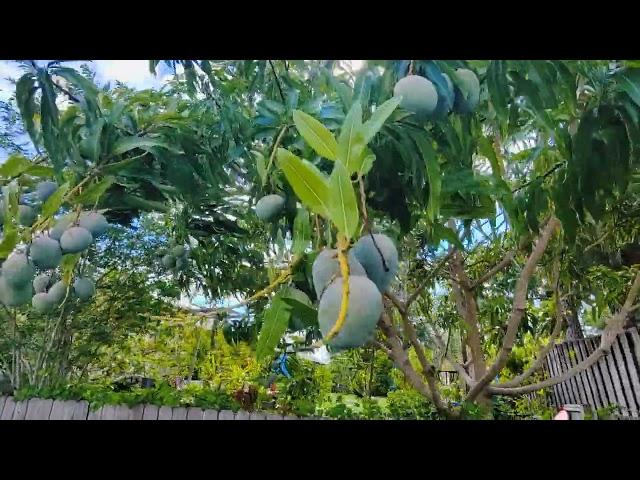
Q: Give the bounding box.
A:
[393,68,480,119]
[157,238,190,273]
[0,182,107,311]
[313,233,398,352]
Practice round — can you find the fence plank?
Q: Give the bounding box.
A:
[603,341,630,417]
[202,409,219,420]
[630,328,640,366]
[571,340,597,410]
[611,336,638,417]
[545,354,561,407]
[25,398,54,420]
[187,407,204,420]
[556,343,580,404]
[172,407,188,420]
[1,397,16,420]
[266,413,284,420]
[12,400,28,420]
[73,401,89,420]
[577,339,604,410]
[547,348,563,405]
[249,412,267,420]
[218,410,235,420]
[129,404,145,420]
[87,406,102,420]
[50,400,73,420]
[0,396,7,418]
[142,405,159,420]
[235,411,250,420]
[157,406,173,420]
[567,342,591,406]
[552,345,572,404]
[586,338,617,408]
[620,333,640,415]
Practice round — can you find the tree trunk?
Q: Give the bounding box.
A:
[564,295,584,340]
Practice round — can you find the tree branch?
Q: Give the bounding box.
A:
[268,60,286,103]
[465,216,561,401]
[385,294,446,410]
[431,330,476,388]
[377,310,453,418]
[405,250,455,308]
[496,294,565,388]
[470,251,516,290]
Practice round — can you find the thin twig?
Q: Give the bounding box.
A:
[268,60,286,103]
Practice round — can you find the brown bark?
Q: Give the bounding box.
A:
[564,294,584,340]
[466,217,561,402]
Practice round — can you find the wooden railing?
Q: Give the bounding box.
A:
[544,327,640,418]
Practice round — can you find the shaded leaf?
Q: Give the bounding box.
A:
[40,182,70,219]
[362,96,402,144]
[112,136,182,155]
[328,161,359,239]
[256,294,292,361]
[276,148,331,217]
[292,110,338,160]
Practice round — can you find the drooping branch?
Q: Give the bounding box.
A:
[465,216,561,401]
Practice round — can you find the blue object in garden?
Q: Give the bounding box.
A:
[273,353,292,379]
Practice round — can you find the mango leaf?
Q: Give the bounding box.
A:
[362,96,402,144]
[112,136,182,155]
[412,132,441,222]
[52,66,100,116]
[432,223,464,251]
[81,118,105,162]
[328,160,359,239]
[40,182,70,219]
[618,68,640,108]
[337,101,367,173]
[292,207,312,256]
[486,60,510,124]
[25,165,55,178]
[0,154,33,178]
[252,150,267,186]
[74,177,115,206]
[0,230,18,260]
[276,148,331,217]
[256,294,292,361]
[281,288,318,328]
[61,253,81,285]
[100,155,146,174]
[292,110,338,160]
[15,74,39,147]
[121,194,170,212]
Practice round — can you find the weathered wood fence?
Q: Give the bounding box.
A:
[0,396,314,420]
[544,327,640,418]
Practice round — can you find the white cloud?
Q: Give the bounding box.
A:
[93,60,162,90]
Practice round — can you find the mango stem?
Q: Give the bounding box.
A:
[324,236,350,342]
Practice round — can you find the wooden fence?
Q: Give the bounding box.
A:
[544,327,640,418]
[0,396,318,420]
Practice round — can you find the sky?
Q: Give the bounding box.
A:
[0,60,176,102]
